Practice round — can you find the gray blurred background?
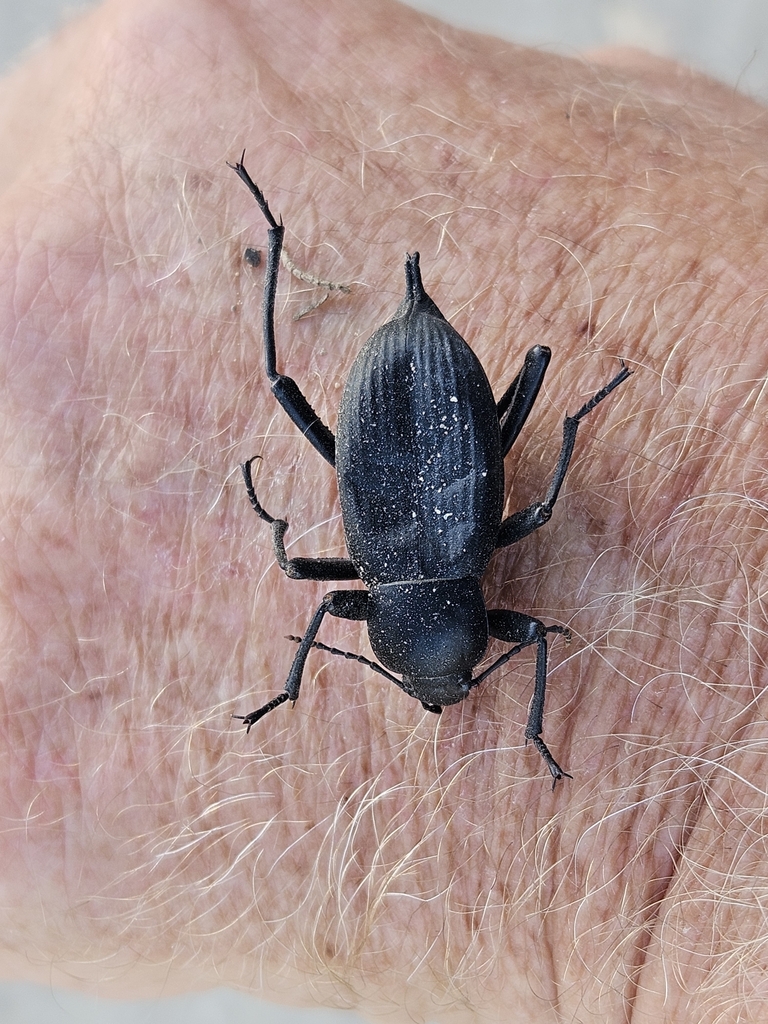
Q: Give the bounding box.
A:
[0,0,766,1021]
[5,0,768,94]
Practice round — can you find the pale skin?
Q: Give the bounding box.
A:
[0,0,767,1021]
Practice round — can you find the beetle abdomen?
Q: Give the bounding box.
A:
[337,260,504,584]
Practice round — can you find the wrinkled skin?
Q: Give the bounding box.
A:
[0,2,767,1022]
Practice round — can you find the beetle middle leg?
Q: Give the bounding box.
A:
[496,362,632,550]
[242,457,359,582]
[237,458,367,731]
[483,609,572,786]
[234,590,370,730]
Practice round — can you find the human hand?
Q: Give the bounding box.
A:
[0,2,766,1021]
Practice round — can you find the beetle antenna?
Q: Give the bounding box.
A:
[285,634,401,685]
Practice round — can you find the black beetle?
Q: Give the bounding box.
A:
[229,154,631,785]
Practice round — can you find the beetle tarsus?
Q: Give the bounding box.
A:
[571,361,632,421]
[227,151,281,230]
[233,691,291,731]
[528,735,573,790]
[241,457,276,524]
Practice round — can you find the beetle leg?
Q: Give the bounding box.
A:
[483,610,572,787]
[234,590,370,731]
[229,154,336,466]
[496,362,632,550]
[525,625,573,788]
[496,345,551,457]
[241,458,359,581]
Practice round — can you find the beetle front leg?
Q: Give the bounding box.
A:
[486,610,572,787]
[496,362,631,550]
[242,458,359,581]
[234,589,370,731]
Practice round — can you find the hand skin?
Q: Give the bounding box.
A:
[0,0,767,1021]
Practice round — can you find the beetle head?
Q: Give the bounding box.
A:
[400,669,474,708]
[367,578,488,707]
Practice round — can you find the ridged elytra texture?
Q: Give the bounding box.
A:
[337,282,504,586]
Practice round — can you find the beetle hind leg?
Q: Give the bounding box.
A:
[496,361,632,551]
[229,154,336,466]
[496,344,551,456]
